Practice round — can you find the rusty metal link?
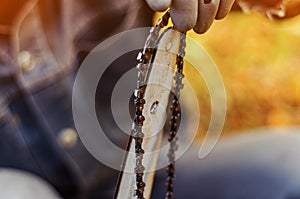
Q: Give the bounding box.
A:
[165,32,186,199]
[133,11,171,199]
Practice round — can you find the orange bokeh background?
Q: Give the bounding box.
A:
[156,10,300,137]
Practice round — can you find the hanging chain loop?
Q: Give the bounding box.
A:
[132,11,186,199]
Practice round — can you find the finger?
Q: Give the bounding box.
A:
[145,0,172,12]
[170,0,198,32]
[194,0,220,34]
[215,0,235,19]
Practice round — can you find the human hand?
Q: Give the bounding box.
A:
[145,0,235,33]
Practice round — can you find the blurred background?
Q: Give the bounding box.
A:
[156,9,300,138]
[152,9,300,199]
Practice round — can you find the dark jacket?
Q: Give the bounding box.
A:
[0,1,153,198]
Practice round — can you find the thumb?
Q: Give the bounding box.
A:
[170,0,198,32]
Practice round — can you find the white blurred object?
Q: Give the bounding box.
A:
[0,169,61,199]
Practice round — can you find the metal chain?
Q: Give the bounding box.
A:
[133,12,170,199]
[165,32,186,199]
[133,11,186,199]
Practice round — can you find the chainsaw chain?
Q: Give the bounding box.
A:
[133,11,186,199]
[165,32,186,199]
[133,12,170,199]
